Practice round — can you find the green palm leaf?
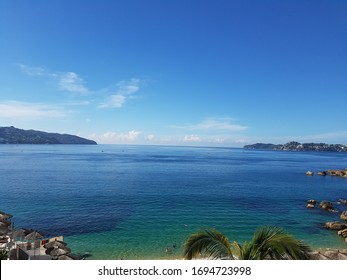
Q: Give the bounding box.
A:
[184,226,312,260]
[242,226,311,260]
[183,229,234,260]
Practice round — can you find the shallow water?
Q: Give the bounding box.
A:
[0,144,346,259]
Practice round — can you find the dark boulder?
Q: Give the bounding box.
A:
[306,199,316,209]
[320,201,334,211]
[324,222,347,230]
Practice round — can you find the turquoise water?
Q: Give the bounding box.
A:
[0,144,346,259]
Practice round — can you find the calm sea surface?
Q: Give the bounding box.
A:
[0,144,346,259]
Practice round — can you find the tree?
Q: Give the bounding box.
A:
[184,226,311,260]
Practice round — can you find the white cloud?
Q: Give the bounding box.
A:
[58,72,88,93]
[116,78,140,95]
[182,135,201,142]
[19,64,88,94]
[63,100,91,106]
[18,64,49,76]
[98,94,126,108]
[212,138,225,143]
[146,134,155,141]
[90,130,143,143]
[172,117,247,132]
[0,101,68,119]
[234,138,248,144]
[198,118,247,131]
[98,78,141,108]
[19,64,142,109]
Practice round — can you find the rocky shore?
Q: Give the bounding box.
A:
[305,168,347,178]
[309,249,347,260]
[305,166,347,252]
[306,198,347,244]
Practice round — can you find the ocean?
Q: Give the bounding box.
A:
[0,144,346,259]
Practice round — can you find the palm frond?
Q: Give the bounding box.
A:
[247,226,311,260]
[183,229,234,260]
[232,240,255,260]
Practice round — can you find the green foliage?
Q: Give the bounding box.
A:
[0,250,8,260]
[184,229,234,260]
[184,226,311,260]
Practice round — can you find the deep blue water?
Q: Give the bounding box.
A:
[0,145,346,259]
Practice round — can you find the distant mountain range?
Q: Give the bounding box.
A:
[0,126,97,145]
[244,141,347,152]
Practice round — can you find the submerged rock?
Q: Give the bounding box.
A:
[338,229,347,237]
[305,168,347,178]
[324,222,347,230]
[320,201,334,211]
[340,211,347,221]
[306,199,316,209]
[337,229,347,242]
[326,169,347,177]
[337,199,347,205]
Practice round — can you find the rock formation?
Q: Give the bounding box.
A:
[324,222,347,230]
[325,169,347,177]
[337,229,347,242]
[306,199,316,208]
[319,201,334,211]
[340,211,347,221]
[305,169,347,178]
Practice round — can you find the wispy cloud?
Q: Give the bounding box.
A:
[89,130,143,144]
[99,94,126,108]
[146,134,155,141]
[172,117,247,132]
[58,72,88,94]
[19,64,142,109]
[181,135,201,142]
[97,78,141,108]
[18,64,49,76]
[19,64,88,94]
[103,130,142,141]
[0,100,68,119]
[63,100,91,106]
[211,137,225,143]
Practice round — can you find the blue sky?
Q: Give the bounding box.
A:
[0,0,346,146]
